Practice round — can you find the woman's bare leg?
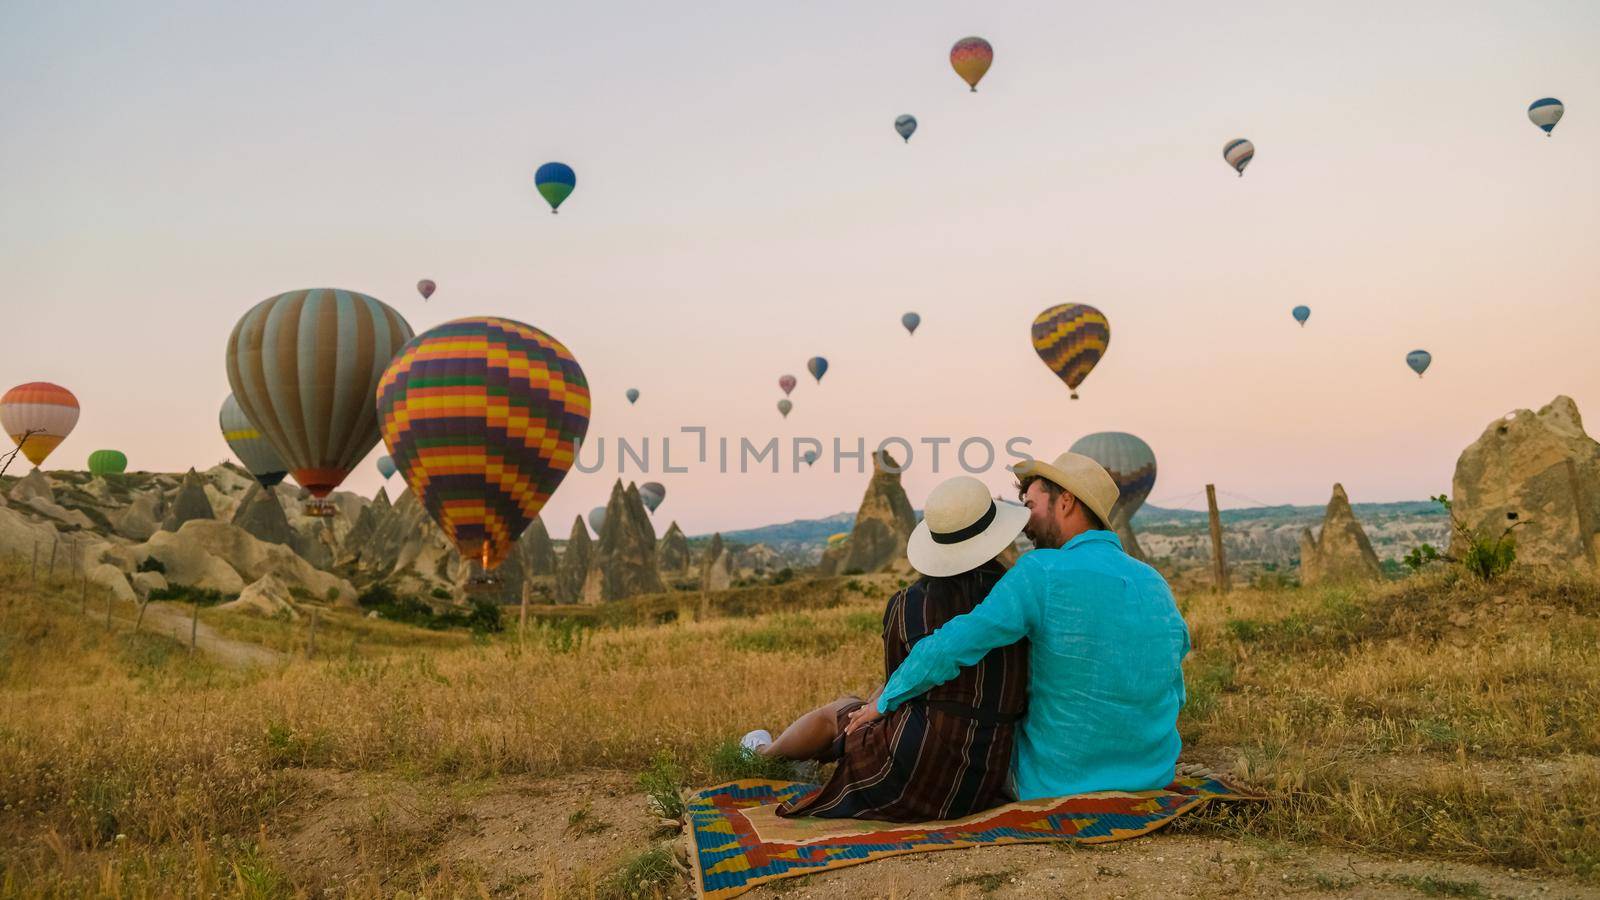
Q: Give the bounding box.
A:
[761,696,864,760]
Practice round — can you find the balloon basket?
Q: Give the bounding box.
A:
[303,499,338,518]
[465,573,502,594]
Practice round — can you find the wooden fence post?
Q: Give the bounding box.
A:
[1206,484,1231,594]
[190,602,199,652]
[47,537,58,580]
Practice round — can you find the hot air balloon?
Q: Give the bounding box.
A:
[803,450,819,467]
[778,399,793,418]
[807,357,829,383]
[535,162,577,214]
[950,36,993,92]
[1,383,80,468]
[589,506,607,534]
[219,394,289,489]
[626,388,640,405]
[1223,139,1254,177]
[902,312,921,335]
[894,114,918,142]
[1406,350,1432,378]
[377,316,591,572]
[377,455,397,480]
[1292,305,1311,327]
[417,279,436,301]
[88,450,127,478]
[639,481,666,513]
[779,374,797,396]
[1528,98,1564,136]
[1069,432,1156,532]
[1031,304,1110,400]
[226,289,414,509]
[826,532,849,548]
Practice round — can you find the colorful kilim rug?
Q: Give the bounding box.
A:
[687,776,1266,899]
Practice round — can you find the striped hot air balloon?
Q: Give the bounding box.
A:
[894,114,918,142]
[807,357,829,383]
[1031,304,1110,400]
[1069,432,1156,530]
[535,162,577,213]
[1223,138,1254,176]
[376,317,591,572]
[1,382,80,468]
[950,37,993,92]
[1528,98,1564,136]
[219,393,289,489]
[88,449,127,478]
[225,289,414,500]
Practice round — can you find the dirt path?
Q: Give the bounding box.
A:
[264,768,1599,899]
[127,601,281,668]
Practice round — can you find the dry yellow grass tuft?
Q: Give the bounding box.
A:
[2,559,1597,896]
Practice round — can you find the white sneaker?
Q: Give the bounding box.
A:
[739,729,773,753]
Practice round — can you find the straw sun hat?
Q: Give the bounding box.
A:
[907,476,1032,578]
[1009,451,1119,527]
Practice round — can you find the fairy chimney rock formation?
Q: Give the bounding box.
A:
[1450,395,1600,572]
[555,514,594,604]
[161,469,216,531]
[522,516,559,576]
[822,451,916,575]
[657,521,691,576]
[232,484,296,547]
[581,480,664,603]
[701,532,733,591]
[1298,484,1382,585]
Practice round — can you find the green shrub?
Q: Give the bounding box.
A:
[706,739,799,781]
[147,584,232,606]
[1403,495,1522,582]
[637,751,686,819]
[135,556,166,575]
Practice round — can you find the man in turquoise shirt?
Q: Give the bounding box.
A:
[846,451,1190,800]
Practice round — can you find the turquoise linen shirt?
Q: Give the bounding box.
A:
[876,531,1190,800]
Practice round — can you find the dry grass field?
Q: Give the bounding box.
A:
[1,559,1598,898]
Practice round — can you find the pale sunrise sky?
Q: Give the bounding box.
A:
[2,1,1597,535]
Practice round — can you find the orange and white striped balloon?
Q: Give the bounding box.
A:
[1,382,80,467]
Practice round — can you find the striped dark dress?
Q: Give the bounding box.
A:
[778,559,1030,821]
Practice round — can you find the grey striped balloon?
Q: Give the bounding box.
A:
[225,288,414,498]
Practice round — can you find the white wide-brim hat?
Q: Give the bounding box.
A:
[907,476,1032,578]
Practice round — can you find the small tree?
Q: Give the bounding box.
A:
[1403,494,1524,581]
[0,429,43,481]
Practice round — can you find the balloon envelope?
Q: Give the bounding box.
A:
[778,399,793,418]
[1069,432,1156,527]
[894,114,917,142]
[1528,98,1564,134]
[1223,138,1254,176]
[535,162,577,213]
[639,481,666,513]
[226,289,413,498]
[1407,350,1432,377]
[219,393,289,489]
[378,316,592,570]
[950,36,993,91]
[417,279,436,301]
[1,382,80,468]
[626,388,640,405]
[1031,305,1110,399]
[1292,305,1311,326]
[902,312,921,335]
[803,450,818,467]
[779,374,796,396]
[377,455,397,480]
[589,506,607,534]
[807,357,828,383]
[88,449,127,477]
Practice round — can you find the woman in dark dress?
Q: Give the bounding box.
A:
[739,476,1033,822]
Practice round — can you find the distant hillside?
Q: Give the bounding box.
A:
[1134,500,1446,531]
[707,511,857,546]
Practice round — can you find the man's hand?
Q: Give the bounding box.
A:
[844,703,883,735]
